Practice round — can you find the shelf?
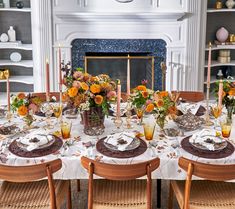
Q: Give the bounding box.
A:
[0,76,33,85]
[0,60,33,68]
[207,8,235,13]
[0,8,31,12]
[204,60,235,67]
[204,76,235,84]
[0,44,33,50]
[205,45,235,51]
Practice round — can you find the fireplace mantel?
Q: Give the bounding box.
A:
[31,0,204,92]
[54,11,186,22]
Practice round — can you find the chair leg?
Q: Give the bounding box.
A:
[157,179,161,208]
[168,181,174,209]
[77,179,81,192]
[67,181,72,209]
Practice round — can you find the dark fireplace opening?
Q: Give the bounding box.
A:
[85,52,153,91]
[71,39,167,90]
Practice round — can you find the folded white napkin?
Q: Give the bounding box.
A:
[179,103,201,115]
[17,130,54,151]
[189,129,223,151]
[104,132,135,151]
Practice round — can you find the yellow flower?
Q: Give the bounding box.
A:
[80,82,89,91]
[68,87,78,97]
[90,84,101,94]
[18,105,28,116]
[159,91,168,98]
[94,95,103,105]
[228,88,235,96]
[156,99,164,108]
[136,85,147,91]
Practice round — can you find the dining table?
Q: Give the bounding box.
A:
[0,101,235,181]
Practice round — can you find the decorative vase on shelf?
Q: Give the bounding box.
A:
[226,0,235,9]
[16,1,24,9]
[3,0,9,8]
[216,27,229,43]
[82,106,105,136]
[216,69,224,79]
[7,26,16,42]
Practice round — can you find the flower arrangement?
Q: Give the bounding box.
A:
[214,80,235,108]
[152,91,178,129]
[130,84,154,113]
[11,93,42,126]
[63,68,117,115]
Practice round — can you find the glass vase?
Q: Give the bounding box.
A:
[226,105,234,124]
[156,115,166,130]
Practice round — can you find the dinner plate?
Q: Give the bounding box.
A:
[104,137,141,151]
[16,134,56,151]
[0,124,20,136]
[190,135,227,151]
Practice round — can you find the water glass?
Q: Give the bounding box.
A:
[143,119,156,141]
[220,117,232,138]
[61,119,72,139]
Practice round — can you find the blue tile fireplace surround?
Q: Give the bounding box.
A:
[72,39,166,90]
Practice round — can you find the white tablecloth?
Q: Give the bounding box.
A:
[0,107,235,180]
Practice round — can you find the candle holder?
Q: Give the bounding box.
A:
[114,116,123,129]
[6,111,13,123]
[125,102,133,129]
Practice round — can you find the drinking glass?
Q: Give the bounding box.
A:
[135,106,145,125]
[143,118,156,141]
[211,105,222,129]
[61,119,72,139]
[220,120,232,138]
[41,102,54,129]
[63,108,78,120]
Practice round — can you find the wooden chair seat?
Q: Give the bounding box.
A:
[92,179,147,209]
[171,180,235,209]
[172,91,205,102]
[0,180,69,209]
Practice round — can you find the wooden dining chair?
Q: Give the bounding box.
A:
[171,91,205,102]
[0,159,71,209]
[168,157,235,209]
[32,92,60,102]
[81,156,160,209]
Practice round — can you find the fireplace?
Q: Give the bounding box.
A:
[71,39,166,90]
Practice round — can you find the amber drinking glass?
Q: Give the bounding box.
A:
[143,120,156,141]
[221,122,232,138]
[135,107,145,125]
[61,120,72,139]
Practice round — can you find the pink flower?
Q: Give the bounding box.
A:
[73,81,81,88]
[107,91,116,99]
[28,103,39,114]
[141,79,148,86]
[146,99,152,105]
[73,71,83,80]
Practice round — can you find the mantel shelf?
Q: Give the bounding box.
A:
[205,45,235,51]
[0,44,33,50]
[0,76,33,85]
[55,11,186,22]
[0,60,33,68]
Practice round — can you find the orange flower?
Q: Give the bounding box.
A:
[94,95,103,105]
[159,91,168,98]
[18,105,28,116]
[80,82,89,91]
[17,92,26,100]
[136,85,147,91]
[168,106,177,115]
[146,103,154,113]
[90,84,101,94]
[68,87,78,97]
[142,91,149,98]
[62,92,70,102]
[228,88,235,96]
[222,90,226,98]
[91,76,98,82]
[156,99,164,108]
[74,94,86,107]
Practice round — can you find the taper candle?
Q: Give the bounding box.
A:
[46,59,50,102]
[207,42,212,87]
[218,79,223,108]
[6,75,10,112]
[127,54,130,97]
[117,79,121,119]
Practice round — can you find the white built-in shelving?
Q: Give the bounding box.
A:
[204,60,235,68]
[207,8,235,13]
[0,2,34,105]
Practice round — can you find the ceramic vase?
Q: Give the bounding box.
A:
[226,0,235,9]
[216,27,229,43]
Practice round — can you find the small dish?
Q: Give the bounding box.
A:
[0,124,20,136]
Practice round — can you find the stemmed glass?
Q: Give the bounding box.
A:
[52,103,63,125]
[135,106,145,125]
[211,105,222,129]
[41,102,54,129]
